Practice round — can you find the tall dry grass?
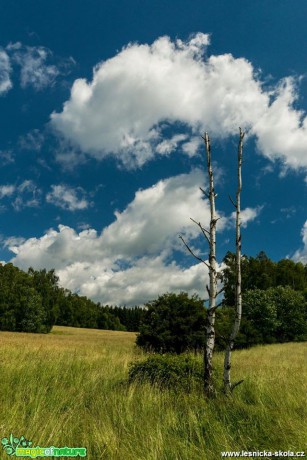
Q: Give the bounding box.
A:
[0,326,306,459]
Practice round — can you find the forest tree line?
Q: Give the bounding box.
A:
[0,263,144,333]
[0,251,306,349]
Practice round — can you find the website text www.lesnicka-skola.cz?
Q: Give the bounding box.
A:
[221,451,306,458]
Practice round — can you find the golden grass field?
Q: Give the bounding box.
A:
[0,326,306,459]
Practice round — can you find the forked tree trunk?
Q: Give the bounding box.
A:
[223,128,245,394]
[180,131,244,397]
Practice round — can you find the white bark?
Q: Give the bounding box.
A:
[223,128,245,393]
[203,133,218,397]
[179,132,219,397]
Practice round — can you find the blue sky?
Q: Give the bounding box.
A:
[0,0,306,306]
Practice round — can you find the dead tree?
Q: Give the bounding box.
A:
[223,128,245,394]
[179,132,220,398]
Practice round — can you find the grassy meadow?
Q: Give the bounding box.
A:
[0,326,306,459]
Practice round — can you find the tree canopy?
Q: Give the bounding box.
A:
[0,263,144,333]
[0,264,52,333]
[222,251,307,307]
[136,292,206,354]
[216,252,307,349]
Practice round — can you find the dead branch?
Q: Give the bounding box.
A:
[200,187,210,199]
[216,287,225,296]
[190,218,210,244]
[178,235,210,269]
[231,379,244,392]
[228,194,237,209]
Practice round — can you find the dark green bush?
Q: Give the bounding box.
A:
[128,354,203,391]
[136,292,206,354]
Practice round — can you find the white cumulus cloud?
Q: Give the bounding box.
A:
[13,180,41,210]
[51,33,307,171]
[57,256,209,306]
[230,205,263,228]
[7,169,261,305]
[0,49,12,94]
[46,185,90,211]
[9,42,59,90]
[0,185,16,198]
[0,180,41,211]
[156,134,188,155]
[8,170,227,304]
[9,170,212,265]
[100,169,218,258]
[292,221,307,264]
[6,42,75,91]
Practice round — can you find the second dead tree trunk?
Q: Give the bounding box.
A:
[223,128,245,394]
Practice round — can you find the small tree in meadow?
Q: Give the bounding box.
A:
[136,292,206,354]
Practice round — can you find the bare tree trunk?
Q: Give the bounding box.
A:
[203,133,218,398]
[179,132,219,397]
[223,128,245,394]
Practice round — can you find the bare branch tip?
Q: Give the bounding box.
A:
[231,379,244,392]
[228,194,237,208]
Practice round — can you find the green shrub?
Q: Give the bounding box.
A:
[128,354,203,391]
[136,292,206,354]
